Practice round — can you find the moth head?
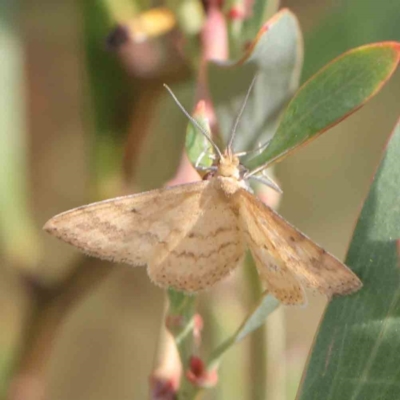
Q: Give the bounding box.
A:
[217,154,240,179]
[163,77,281,193]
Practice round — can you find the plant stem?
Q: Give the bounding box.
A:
[177,380,202,400]
[164,290,200,398]
[244,254,268,400]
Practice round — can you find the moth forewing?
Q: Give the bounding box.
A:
[235,189,362,298]
[44,179,247,293]
[43,181,210,268]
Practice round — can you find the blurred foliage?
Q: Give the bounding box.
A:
[80,0,134,191]
[0,2,41,396]
[133,82,194,190]
[0,0,41,271]
[302,0,400,80]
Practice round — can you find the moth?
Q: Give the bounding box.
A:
[44,78,362,305]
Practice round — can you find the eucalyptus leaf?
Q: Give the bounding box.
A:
[296,119,400,400]
[241,0,280,47]
[247,42,400,171]
[208,9,303,154]
[208,290,279,370]
[228,0,280,60]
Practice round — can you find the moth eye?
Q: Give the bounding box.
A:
[202,171,216,181]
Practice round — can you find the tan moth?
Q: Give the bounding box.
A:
[44,78,362,305]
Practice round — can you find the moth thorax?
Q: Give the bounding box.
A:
[217,155,240,180]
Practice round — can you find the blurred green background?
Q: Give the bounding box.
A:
[0,0,399,399]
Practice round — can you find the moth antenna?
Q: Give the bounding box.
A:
[163,84,223,159]
[227,74,258,155]
[245,158,276,178]
[235,139,271,158]
[247,174,283,194]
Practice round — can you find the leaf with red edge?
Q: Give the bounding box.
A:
[246,42,400,171]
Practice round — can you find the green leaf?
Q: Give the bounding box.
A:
[247,42,400,171]
[296,118,400,400]
[234,294,279,342]
[227,0,280,59]
[241,0,279,46]
[208,9,303,154]
[207,287,279,371]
